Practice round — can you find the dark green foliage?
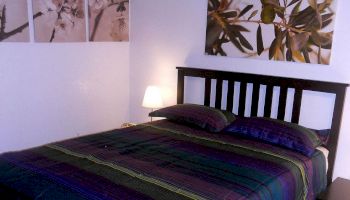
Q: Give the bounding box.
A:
[239,5,253,17]
[257,25,264,55]
[205,0,335,64]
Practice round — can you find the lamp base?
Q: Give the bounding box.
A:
[150,108,153,122]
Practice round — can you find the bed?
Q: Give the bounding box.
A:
[0,67,348,200]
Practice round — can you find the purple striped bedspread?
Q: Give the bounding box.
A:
[0,120,327,199]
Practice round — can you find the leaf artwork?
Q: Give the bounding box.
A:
[0,0,30,42]
[33,0,86,42]
[89,0,129,42]
[205,0,338,65]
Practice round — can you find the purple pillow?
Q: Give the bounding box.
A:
[311,129,331,146]
[149,104,236,132]
[223,117,322,157]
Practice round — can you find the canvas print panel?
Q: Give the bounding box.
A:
[32,0,86,42]
[89,0,129,42]
[205,0,338,65]
[0,0,29,42]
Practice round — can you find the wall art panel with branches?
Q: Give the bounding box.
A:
[32,0,86,42]
[0,0,129,43]
[0,0,30,42]
[89,0,129,42]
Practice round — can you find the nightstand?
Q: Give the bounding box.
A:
[121,122,137,128]
[317,178,350,200]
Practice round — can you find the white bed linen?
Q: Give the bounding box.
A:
[316,146,329,171]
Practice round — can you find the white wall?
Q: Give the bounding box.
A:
[0,0,130,153]
[130,0,350,179]
[0,43,130,153]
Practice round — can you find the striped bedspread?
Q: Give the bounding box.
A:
[0,120,327,200]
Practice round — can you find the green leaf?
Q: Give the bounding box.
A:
[318,45,322,64]
[231,25,250,32]
[291,1,302,16]
[288,1,302,25]
[274,6,285,19]
[290,32,310,51]
[288,0,301,7]
[205,19,223,51]
[322,13,333,22]
[248,10,258,20]
[319,0,333,11]
[286,49,293,61]
[227,31,245,53]
[257,24,264,55]
[239,5,254,17]
[274,25,280,37]
[321,18,333,29]
[208,0,221,11]
[214,36,228,56]
[261,0,280,7]
[269,29,284,60]
[218,0,231,10]
[302,49,311,63]
[220,11,238,18]
[269,39,277,59]
[311,31,333,47]
[292,6,321,30]
[308,0,318,10]
[261,5,276,24]
[236,31,253,50]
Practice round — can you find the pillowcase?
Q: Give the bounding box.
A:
[223,117,322,157]
[149,104,236,132]
[311,129,331,146]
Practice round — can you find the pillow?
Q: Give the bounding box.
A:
[149,104,236,132]
[223,117,322,157]
[311,129,331,146]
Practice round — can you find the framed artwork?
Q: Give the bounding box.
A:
[32,0,86,42]
[205,0,338,65]
[0,0,30,42]
[88,0,129,42]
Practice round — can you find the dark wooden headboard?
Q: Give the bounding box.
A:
[177,66,348,184]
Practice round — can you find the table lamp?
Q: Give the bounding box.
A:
[142,86,163,121]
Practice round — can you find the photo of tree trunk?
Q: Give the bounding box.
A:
[205,0,338,65]
[88,0,129,42]
[32,0,86,42]
[0,0,30,42]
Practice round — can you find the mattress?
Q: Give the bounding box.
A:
[0,120,327,200]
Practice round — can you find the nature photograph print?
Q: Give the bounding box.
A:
[0,0,30,42]
[205,0,338,65]
[32,0,86,42]
[89,0,129,42]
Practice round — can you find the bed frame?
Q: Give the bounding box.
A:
[177,67,348,184]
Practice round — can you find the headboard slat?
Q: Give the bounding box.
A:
[204,78,211,106]
[226,80,235,112]
[238,82,247,116]
[291,89,302,123]
[264,85,274,117]
[277,86,288,120]
[215,79,223,109]
[177,69,185,104]
[251,84,260,117]
[177,66,348,184]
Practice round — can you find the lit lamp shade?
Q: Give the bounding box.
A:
[142,86,163,109]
